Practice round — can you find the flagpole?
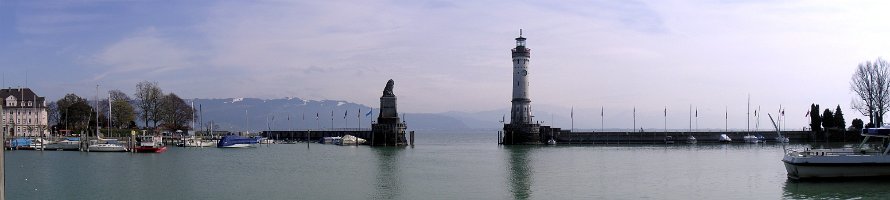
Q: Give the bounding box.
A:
[601,106,604,132]
[633,107,636,133]
[571,107,574,132]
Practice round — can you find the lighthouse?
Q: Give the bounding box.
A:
[511,30,532,124]
[502,30,542,145]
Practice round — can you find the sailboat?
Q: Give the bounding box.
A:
[87,87,127,152]
[180,100,214,147]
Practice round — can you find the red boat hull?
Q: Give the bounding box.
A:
[134,146,167,153]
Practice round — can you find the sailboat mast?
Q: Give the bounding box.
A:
[108,92,112,137]
[95,84,99,138]
[191,100,195,136]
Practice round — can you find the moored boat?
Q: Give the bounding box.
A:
[339,135,367,146]
[134,135,167,153]
[217,135,259,148]
[9,138,32,150]
[775,136,790,143]
[781,123,890,179]
[664,136,674,144]
[45,138,82,151]
[547,138,557,145]
[718,134,732,143]
[179,136,215,147]
[88,140,128,152]
[743,135,760,143]
[319,137,341,144]
[686,135,697,144]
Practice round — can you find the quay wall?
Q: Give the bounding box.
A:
[261,129,373,142]
[550,131,817,144]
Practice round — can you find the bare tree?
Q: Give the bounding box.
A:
[47,101,60,127]
[135,81,163,128]
[109,89,135,129]
[851,58,890,127]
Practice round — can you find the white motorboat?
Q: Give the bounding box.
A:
[179,137,215,147]
[339,135,367,146]
[88,141,128,152]
[686,135,697,144]
[26,138,48,150]
[45,138,82,151]
[779,118,890,179]
[775,136,790,143]
[718,134,732,143]
[743,135,760,143]
[547,138,557,145]
[320,137,341,144]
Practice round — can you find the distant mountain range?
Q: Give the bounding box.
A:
[192,97,509,132]
[189,97,766,132]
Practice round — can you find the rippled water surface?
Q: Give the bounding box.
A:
[7,131,890,199]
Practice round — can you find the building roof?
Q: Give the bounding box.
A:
[0,88,46,108]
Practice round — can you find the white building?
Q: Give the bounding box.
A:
[1,88,49,137]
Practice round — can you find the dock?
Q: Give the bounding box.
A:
[547,130,814,144]
[261,129,373,142]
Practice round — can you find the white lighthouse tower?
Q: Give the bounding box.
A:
[501,30,542,145]
[510,30,532,124]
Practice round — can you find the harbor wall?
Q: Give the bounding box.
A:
[547,131,819,144]
[261,129,373,142]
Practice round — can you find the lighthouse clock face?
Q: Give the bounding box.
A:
[520,70,528,76]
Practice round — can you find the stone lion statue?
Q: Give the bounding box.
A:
[383,79,395,96]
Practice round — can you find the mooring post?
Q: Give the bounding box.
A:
[1,116,5,200]
[410,131,414,146]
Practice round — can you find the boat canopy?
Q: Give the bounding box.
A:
[864,128,890,137]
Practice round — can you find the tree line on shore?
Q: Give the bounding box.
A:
[45,80,194,136]
[806,58,890,140]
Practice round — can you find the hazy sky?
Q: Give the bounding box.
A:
[3,0,890,130]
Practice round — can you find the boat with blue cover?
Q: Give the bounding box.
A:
[217,135,260,148]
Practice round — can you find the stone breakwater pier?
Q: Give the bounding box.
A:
[501,126,819,144]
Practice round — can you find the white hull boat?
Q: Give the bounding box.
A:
[339,135,367,146]
[686,135,697,144]
[88,143,128,152]
[782,126,890,180]
[220,143,253,148]
[775,136,790,143]
[180,138,216,147]
[718,134,732,143]
[743,135,760,143]
[547,139,557,145]
[45,139,81,151]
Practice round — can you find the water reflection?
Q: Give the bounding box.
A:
[372,147,403,199]
[782,179,890,199]
[504,146,534,200]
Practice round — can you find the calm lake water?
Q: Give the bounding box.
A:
[7,131,890,199]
